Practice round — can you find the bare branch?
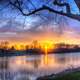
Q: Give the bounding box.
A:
[9,0,25,15]
[9,0,80,21]
[53,0,71,14]
[74,0,80,12]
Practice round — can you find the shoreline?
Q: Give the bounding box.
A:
[37,67,80,80]
[0,51,80,57]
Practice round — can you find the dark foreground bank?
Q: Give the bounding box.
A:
[37,67,80,80]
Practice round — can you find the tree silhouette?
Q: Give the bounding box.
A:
[53,0,71,14]
[74,0,80,11]
[8,0,80,21]
[0,0,80,21]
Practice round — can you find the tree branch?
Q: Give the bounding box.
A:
[74,0,80,12]
[53,0,71,14]
[9,0,80,21]
[9,0,25,15]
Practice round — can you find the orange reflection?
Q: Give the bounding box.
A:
[42,54,56,65]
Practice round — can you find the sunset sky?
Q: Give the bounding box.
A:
[0,0,80,44]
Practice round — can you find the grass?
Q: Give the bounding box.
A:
[37,71,80,80]
[53,71,80,80]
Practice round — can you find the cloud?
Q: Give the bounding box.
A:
[0,0,80,43]
[0,32,17,37]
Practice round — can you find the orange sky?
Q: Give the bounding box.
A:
[0,29,80,46]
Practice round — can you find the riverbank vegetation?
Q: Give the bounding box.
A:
[37,71,80,80]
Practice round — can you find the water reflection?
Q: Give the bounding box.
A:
[6,53,80,73]
[1,53,80,80]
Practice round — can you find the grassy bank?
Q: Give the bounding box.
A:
[37,70,80,80]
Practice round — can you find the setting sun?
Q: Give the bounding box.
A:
[40,40,54,53]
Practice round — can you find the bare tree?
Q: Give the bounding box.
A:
[1,0,80,21]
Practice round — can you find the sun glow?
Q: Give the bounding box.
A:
[40,40,54,53]
[9,40,55,51]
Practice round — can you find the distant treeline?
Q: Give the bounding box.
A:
[0,43,80,56]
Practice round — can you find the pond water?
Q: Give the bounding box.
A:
[1,53,80,80]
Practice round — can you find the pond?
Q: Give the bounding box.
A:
[1,53,80,80]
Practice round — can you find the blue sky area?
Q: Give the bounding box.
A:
[0,0,80,43]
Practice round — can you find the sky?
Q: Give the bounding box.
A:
[0,0,80,44]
